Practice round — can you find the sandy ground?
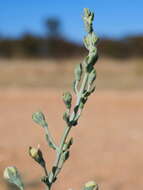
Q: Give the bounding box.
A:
[0,89,143,190]
[0,58,143,90]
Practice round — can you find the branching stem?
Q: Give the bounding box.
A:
[48,71,89,188]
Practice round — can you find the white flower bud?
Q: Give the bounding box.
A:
[84,181,98,190]
[4,166,24,190]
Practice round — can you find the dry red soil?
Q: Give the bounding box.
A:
[0,89,143,190]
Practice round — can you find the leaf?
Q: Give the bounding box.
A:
[45,134,56,150]
[67,137,73,149]
[74,64,83,82]
[64,151,70,161]
[86,62,94,73]
[79,101,84,109]
[61,151,70,162]
[90,86,96,94]
[52,166,58,175]
[74,105,79,115]
[69,119,78,127]
[63,112,69,124]
[88,69,96,86]
[63,137,73,152]
[41,176,49,185]
[72,80,76,93]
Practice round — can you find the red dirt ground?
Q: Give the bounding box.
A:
[0,89,143,190]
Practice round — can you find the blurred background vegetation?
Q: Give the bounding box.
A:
[0,0,143,60]
[0,8,142,89]
[0,18,143,59]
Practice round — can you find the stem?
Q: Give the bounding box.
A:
[43,8,98,190]
[49,72,89,186]
[45,185,51,190]
[44,127,57,149]
[70,73,88,122]
[75,80,79,94]
[43,165,48,177]
[49,126,71,183]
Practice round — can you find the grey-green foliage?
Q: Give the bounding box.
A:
[4,8,99,190]
[32,111,48,128]
[3,167,24,190]
[63,91,72,109]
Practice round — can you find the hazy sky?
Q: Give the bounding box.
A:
[0,0,143,42]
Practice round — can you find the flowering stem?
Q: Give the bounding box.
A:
[45,8,99,190]
[48,71,89,188]
[3,8,99,190]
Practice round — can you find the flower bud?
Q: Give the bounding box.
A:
[74,64,83,82]
[29,147,38,158]
[63,92,72,109]
[84,181,98,190]
[4,166,24,190]
[32,111,47,128]
[29,146,45,167]
[63,112,69,124]
[83,8,94,33]
[84,8,90,17]
[4,167,15,179]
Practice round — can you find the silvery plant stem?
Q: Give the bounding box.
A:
[49,73,89,184]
